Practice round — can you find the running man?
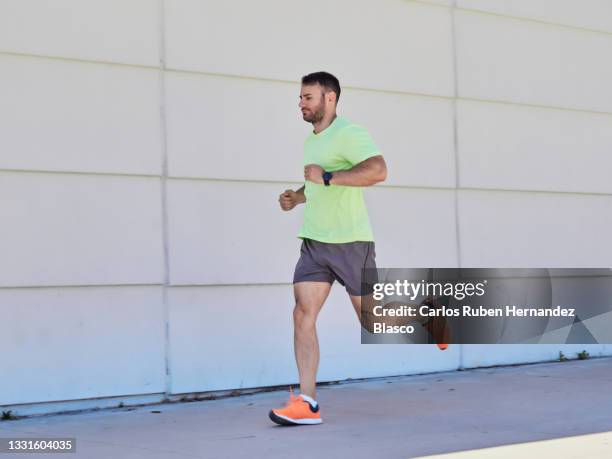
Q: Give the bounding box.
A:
[269,72,447,426]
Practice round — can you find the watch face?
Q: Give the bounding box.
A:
[323,172,332,180]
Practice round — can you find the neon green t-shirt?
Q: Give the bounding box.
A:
[298,116,381,243]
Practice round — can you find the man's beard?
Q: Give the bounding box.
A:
[302,102,325,123]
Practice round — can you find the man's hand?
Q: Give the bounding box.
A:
[304,164,324,184]
[279,188,305,211]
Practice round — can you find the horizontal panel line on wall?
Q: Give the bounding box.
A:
[3,51,611,117]
[457,6,612,37]
[163,68,453,102]
[7,274,612,290]
[460,186,612,198]
[4,170,612,197]
[162,176,458,191]
[0,50,160,72]
[402,1,450,11]
[463,96,612,118]
[0,282,292,291]
[0,169,451,190]
[2,50,449,101]
[157,274,612,287]
[0,283,164,290]
[5,275,612,290]
[407,0,612,36]
[0,168,162,179]
[167,283,292,288]
[162,69,612,116]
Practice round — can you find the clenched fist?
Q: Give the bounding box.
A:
[304,164,324,184]
[279,189,302,211]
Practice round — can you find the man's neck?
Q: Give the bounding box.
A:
[313,113,337,134]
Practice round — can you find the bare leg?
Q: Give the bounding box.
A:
[293,281,332,400]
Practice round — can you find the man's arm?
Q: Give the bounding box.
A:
[304,155,387,187]
[331,155,387,186]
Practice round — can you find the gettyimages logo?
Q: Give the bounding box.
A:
[372,279,487,302]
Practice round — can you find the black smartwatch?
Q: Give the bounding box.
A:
[322,171,333,186]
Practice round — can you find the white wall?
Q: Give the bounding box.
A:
[1,0,611,414]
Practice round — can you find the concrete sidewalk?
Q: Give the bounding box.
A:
[1,358,611,458]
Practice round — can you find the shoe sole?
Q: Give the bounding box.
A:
[432,317,450,351]
[268,410,322,426]
[422,298,451,351]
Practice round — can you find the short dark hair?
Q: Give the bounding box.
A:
[301,71,341,103]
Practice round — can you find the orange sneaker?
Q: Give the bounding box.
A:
[421,296,451,351]
[269,389,322,425]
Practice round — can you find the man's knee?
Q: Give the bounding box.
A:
[293,302,317,329]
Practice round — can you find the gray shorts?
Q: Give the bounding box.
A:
[293,238,377,296]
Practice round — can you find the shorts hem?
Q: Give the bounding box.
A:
[345,287,363,296]
[297,234,375,244]
[293,273,334,285]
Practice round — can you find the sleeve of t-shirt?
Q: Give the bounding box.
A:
[341,124,381,166]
